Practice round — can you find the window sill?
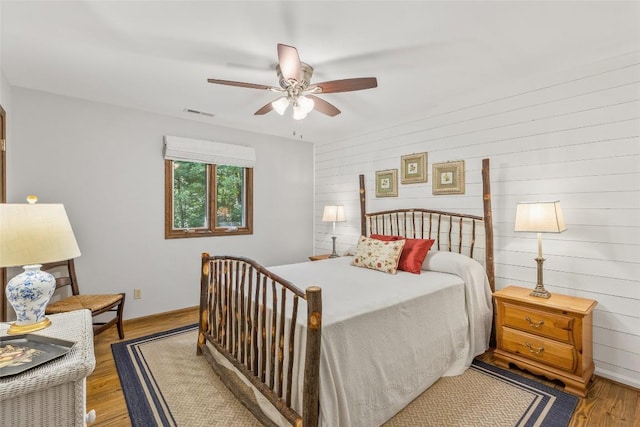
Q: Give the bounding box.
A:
[165,228,253,239]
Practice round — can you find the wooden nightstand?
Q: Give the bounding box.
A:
[493,286,597,397]
[308,254,335,261]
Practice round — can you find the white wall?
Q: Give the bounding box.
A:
[314,51,640,388]
[0,0,8,111]
[9,88,314,319]
[0,71,11,113]
[1,63,12,141]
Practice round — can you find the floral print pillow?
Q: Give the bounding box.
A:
[351,235,406,274]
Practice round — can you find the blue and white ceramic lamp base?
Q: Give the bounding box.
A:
[5,264,55,334]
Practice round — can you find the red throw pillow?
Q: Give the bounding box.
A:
[397,239,435,274]
[370,234,402,241]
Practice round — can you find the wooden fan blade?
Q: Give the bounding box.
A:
[207,78,275,91]
[254,101,274,115]
[312,77,378,94]
[277,44,301,84]
[308,95,341,117]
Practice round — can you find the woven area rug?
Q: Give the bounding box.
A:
[112,325,578,427]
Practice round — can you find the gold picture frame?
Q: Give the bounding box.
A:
[375,169,398,197]
[432,160,465,195]
[401,152,428,184]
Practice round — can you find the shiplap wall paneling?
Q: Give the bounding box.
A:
[314,51,640,388]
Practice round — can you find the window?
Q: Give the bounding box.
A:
[164,160,253,238]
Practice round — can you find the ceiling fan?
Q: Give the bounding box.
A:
[207,44,378,120]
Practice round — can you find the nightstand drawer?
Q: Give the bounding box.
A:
[500,327,576,372]
[502,302,574,343]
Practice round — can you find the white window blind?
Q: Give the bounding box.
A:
[163,135,255,168]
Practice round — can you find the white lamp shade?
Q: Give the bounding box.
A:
[297,96,315,114]
[271,97,289,115]
[292,105,307,120]
[0,203,81,267]
[322,205,346,222]
[514,201,567,233]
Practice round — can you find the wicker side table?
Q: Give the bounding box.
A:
[0,310,96,426]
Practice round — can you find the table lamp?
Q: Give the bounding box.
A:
[322,205,346,258]
[0,196,81,334]
[514,201,566,298]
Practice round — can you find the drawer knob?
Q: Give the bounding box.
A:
[525,316,544,328]
[525,342,544,354]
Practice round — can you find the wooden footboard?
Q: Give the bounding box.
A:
[197,254,322,427]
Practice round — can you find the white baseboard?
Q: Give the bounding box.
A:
[595,367,640,390]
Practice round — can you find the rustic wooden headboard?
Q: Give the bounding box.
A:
[358,158,495,292]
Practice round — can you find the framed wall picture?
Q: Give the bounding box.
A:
[401,152,428,184]
[375,169,398,197]
[432,160,465,195]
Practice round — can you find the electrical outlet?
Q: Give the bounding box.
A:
[133,289,142,299]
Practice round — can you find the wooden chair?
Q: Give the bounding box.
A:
[42,259,126,339]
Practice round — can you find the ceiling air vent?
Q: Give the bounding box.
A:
[183,108,215,117]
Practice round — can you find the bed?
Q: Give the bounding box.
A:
[197,158,496,427]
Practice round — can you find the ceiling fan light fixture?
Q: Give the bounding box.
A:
[207,44,377,120]
[297,95,315,115]
[292,104,307,120]
[272,97,289,115]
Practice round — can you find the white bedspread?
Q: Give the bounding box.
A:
[268,250,493,427]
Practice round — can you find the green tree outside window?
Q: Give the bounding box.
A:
[216,165,244,227]
[173,161,207,229]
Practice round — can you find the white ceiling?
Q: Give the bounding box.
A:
[1,1,638,143]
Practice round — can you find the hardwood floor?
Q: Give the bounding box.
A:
[87,306,199,427]
[87,307,640,426]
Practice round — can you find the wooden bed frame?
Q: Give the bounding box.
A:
[197,158,495,427]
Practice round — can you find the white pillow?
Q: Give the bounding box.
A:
[422,250,479,273]
[422,250,489,295]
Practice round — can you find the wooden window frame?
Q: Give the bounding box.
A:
[164,160,253,239]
